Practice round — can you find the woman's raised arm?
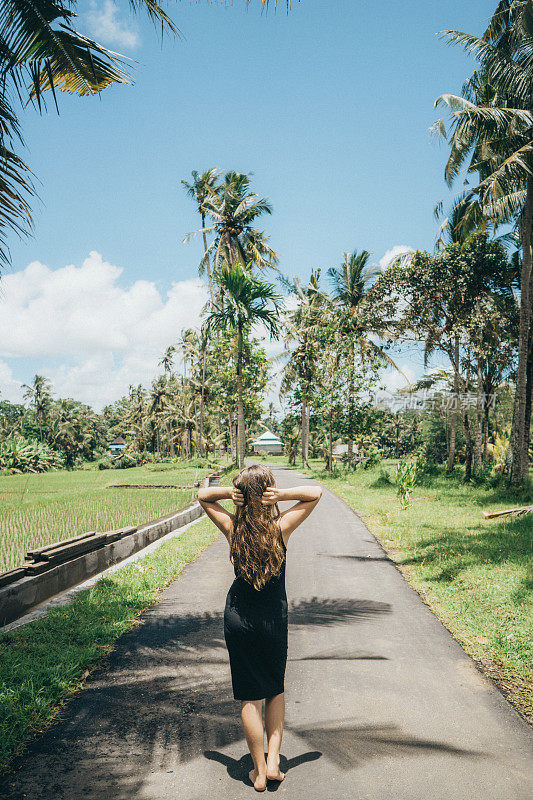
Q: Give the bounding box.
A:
[197,485,244,538]
[262,484,322,541]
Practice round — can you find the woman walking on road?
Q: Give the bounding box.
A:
[197,463,322,791]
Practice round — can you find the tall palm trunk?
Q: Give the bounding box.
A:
[236,330,245,470]
[328,384,334,474]
[474,355,484,470]
[201,211,214,306]
[301,390,309,468]
[226,232,237,268]
[347,340,355,461]
[199,348,206,458]
[228,414,235,462]
[463,409,473,481]
[524,314,533,459]
[447,335,460,475]
[509,176,533,484]
[164,418,175,458]
[483,401,490,462]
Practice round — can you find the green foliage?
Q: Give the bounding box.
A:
[371,467,392,487]
[490,430,511,473]
[395,456,422,508]
[361,445,382,469]
[113,452,141,469]
[0,436,63,474]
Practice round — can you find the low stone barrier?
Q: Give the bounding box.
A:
[0,470,221,628]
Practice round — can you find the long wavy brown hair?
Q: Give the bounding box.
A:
[229,464,285,591]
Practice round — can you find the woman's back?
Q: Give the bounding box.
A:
[229,534,287,606]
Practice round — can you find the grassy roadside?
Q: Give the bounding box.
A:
[0,514,220,773]
[254,454,533,724]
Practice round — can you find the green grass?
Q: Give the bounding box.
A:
[0,462,215,572]
[258,454,533,723]
[0,514,220,773]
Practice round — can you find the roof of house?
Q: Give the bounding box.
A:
[252,430,282,444]
[109,436,126,445]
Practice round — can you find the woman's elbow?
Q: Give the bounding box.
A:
[314,486,323,501]
[197,488,207,503]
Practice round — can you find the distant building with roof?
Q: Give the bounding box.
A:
[108,435,127,456]
[251,430,283,455]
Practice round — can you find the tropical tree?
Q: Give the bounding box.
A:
[433,2,533,483]
[202,263,282,468]
[187,171,279,275]
[22,374,52,441]
[159,346,176,377]
[368,231,513,477]
[124,385,148,452]
[149,376,175,457]
[328,249,410,461]
[181,168,221,304]
[0,0,181,273]
[279,269,326,468]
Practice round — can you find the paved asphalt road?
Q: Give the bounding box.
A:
[1,464,532,800]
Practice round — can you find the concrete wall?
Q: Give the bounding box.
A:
[0,471,221,628]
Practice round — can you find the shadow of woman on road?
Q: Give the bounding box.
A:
[204,748,323,790]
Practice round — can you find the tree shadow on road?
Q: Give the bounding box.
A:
[318,553,396,564]
[0,595,484,800]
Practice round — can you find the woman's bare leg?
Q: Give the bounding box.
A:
[265,692,285,781]
[240,700,267,791]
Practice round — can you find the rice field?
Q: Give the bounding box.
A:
[0,462,213,573]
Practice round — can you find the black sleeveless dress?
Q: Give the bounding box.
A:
[224,534,288,701]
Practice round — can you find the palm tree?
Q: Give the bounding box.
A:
[202,263,282,469]
[178,328,199,381]
[159,346,176,377]
[328,250,411,461]
[22,374,52,441]
[434,3,533,483]
[181,169,221,304]
[187,171,278,275]
[125,385,147,452]
[266,402,277,432]
[149,376,175,457]
[279,269,326,468]
[0,0,180,273]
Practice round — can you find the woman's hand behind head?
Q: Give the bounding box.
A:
[261,486,280,506]
[231,487,245,506]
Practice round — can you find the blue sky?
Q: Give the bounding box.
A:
[0,0,495,410]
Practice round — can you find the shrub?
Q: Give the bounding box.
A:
[371,467,392,487]
[0,436,63,473]
[361,446,382,469]
[114,453,140,469]
[395,456,421,509]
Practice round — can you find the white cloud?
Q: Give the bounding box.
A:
[379,244,415,270]
[0,361,23,404]
[0,252,208,410]
[85,0,140,49]
[375,362,417,399]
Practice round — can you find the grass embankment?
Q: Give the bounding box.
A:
[255,454,533,722]
[0,513,220,773]
[0,461,215,572]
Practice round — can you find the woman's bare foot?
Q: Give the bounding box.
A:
[266,754,285,782]
[249,768,267,791]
